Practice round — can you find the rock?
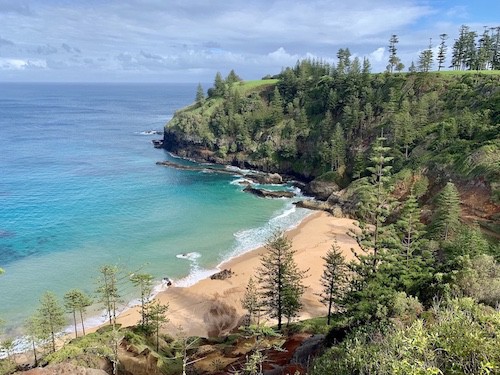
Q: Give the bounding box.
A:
[304,179,340,200]
[119,345,163,375]
[246,172,283,184]
[291,334,325,367]
[151,139,164,148]
[295,200,332,212]
[294,200,345,217]
[210,269,234,280]
[243,186,295,199]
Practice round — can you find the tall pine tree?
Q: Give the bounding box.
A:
[257,233,306,330]
[432,182,461,241]
[319,241,348,325]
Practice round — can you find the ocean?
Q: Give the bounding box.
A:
[0,83,310,336]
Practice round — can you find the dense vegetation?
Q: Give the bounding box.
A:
[1,25,499,374]
[160,26,500,374]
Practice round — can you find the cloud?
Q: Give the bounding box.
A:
[0,0,492,81]
[140,50,164,61]
[61,43,81,54]
[0,36,14,48]
[0,58,46,70]
[445,6,468,19]
[34,44,58,55]
[369,47,385,63]
[0,0,34,16]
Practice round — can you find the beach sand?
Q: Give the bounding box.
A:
[111,211,361,338]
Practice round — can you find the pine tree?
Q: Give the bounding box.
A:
[241,276,260,326]
[195,83,205,105]
[64,289,92,338]
[432,182,461,241]
[330,122,346,171]
[492,26,500,70]
[34,291,66,353]
[336,48,351,75]
[25,316,41,367]
[130,273,154,328]
[319,241,348,325]
[212,72,226,97]
[418,38,434,72]
[146,301,169,352]
[270,86,284,123]
[365,137,394,262]
[226,69,241,85]
[437,34,448,71]
[257,233,306,330]
[395,194,426,262]
[387,35,402,73]
[96,265,121,326]
[393,99,415,159]
[477,27,493,70]
[451,25,469,70]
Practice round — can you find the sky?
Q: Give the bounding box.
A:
[0,0,498,82]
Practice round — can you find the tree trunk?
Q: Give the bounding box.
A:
[72,311,78,338]
[80,310,86,336]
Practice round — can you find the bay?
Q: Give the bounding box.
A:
[0,83,309,335]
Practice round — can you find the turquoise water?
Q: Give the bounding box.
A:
[0,83,310,335]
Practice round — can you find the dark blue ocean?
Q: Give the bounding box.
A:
[0,83,309,334]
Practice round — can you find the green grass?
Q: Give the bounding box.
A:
[171,79,277,118]
[237,79,278,92]
[434,69,500,76]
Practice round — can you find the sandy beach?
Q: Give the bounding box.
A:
[111,211,361,338]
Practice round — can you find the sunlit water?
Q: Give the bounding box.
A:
[0,83,310,338]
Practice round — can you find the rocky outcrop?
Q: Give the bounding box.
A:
[210,269,234,280]
[119,345,163,375]
[157,160,288,188]
[243,186,295,199]
[246,172,283,184]
[295,200,345,217]
[304,179,340,201]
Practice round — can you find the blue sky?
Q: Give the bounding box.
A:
[0,0,498,82]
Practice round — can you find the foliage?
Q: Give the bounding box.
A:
[431,182,461,242]
[257,232,306,330]
[319,241,348,325]
[129,273,154,328]
[454,254,500,306]
[95,265,121,326]
[33,291,66,353]
[311,298,500,375]
[146,301,169,352]
[64,289,93,338]
[241,276,261,326]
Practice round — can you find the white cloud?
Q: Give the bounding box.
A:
[0,0,493,81]
[369,47,385,63]
[0,58,46,70]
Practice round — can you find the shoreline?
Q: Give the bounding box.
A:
[10,210,361,364]
[106,210,361,338]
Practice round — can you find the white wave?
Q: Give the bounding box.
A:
[174,266,220,288]
[271,205,296,221]
[225,165,251,174]
[135,130,163,135]
[230,178,252,186]
[176,251,201,261]
[223,203,313,264]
